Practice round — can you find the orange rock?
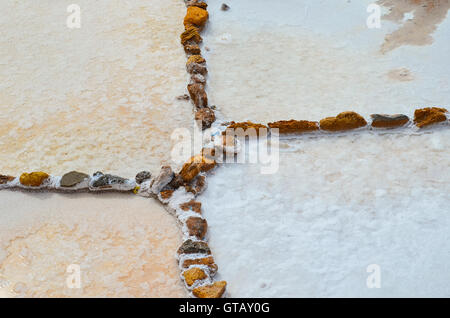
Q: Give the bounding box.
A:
[187,83,208,108]
[160,190,174,200]
[179,155,215,183]
[186,217,208,239]
[187,55,206,65]
[0,175,15,184]
[183,267,208,287]
[414,107,448,128]
[184,6,209,29]
[182,256,218,274]
[226,121,268,136]
[193,281,227,298]
[268,120,319,134]
[181,26,202,46]
[19,172,49,187]
[180,200,202,214]
[370,114,409,129]
[320,111,367,131]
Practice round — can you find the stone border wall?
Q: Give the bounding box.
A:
[1,0,449,299]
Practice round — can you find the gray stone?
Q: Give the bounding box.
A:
[92,172,127,188]
[135,171,152,184]
[177,239,211,255]
[150,166,174,194]
[60,171,89,187]
[0,175,15,184]
[221,3,230,11]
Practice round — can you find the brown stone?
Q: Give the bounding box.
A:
[188,83,208,108]
[195,107,216,129]
[0,175,15,184]
[184,6,209,29]
[181,26,202,46]
[186,217,208,239]
[319,111,367,132]
[180,200,202,214]
[182,256,218,274]
[178,239,211,255]
[187,62,208,75]
[183,267,207,287]
[184,44,201,55]
[160,190,174,200]
[167,173,184,189]
[268,120,319,134]
[179,155,216,183]
[192,281,227,298]
[185,175,206,195]
[226,121,268,137]
[371,114,410,129]
[414,107,448,128]
[201,148,216,159]
[19,172,49,187]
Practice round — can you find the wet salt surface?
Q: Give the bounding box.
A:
[0,191,186,298]
[202,130,450,297]
[204,0,450,123]
[0,0,194,178]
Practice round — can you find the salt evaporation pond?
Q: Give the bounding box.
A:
[204,0,450,123]
[0,0,194,178]
[202,130,450,297]
[0,191,186,297]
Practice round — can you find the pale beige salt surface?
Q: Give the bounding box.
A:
[0,0,194,178]
[0,191,186,298]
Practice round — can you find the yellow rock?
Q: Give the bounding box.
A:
[187,55,206,65]
[319,111,367,132]
[184,6,209,29]
[193,281,227,298]
[183,267,207,286]
[19,172,49,187]
[181,26,202,46]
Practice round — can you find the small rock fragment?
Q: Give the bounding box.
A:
[181,26,202,46]
[193,281,227,298]
[180,200,202,213]
[60,171,89,188]
[186,217,208,239]
[221,3,230,11]
[150,166,174,194]
[91,172,127,188]
[182,256,218,274]
[178,239,211,255]
[370,114,409,129]
[135,171,152,184]
[414,107,448,128]
[268,120,319,134]
[0,175,15,184]
[188,83,208,108]
[176,94,190,101]
[185,175,206,195]
[184,44,201,55]
[195,107,216,129]
[184,6,209,29]
[180,155,215,183]
[319,111,367,132]
[183,267,207,287]
[160,190,174,200]
[19,172,49,187]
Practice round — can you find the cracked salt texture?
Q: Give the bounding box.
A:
[202,130,450,297]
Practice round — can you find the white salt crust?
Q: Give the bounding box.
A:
[201,130,450,297]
